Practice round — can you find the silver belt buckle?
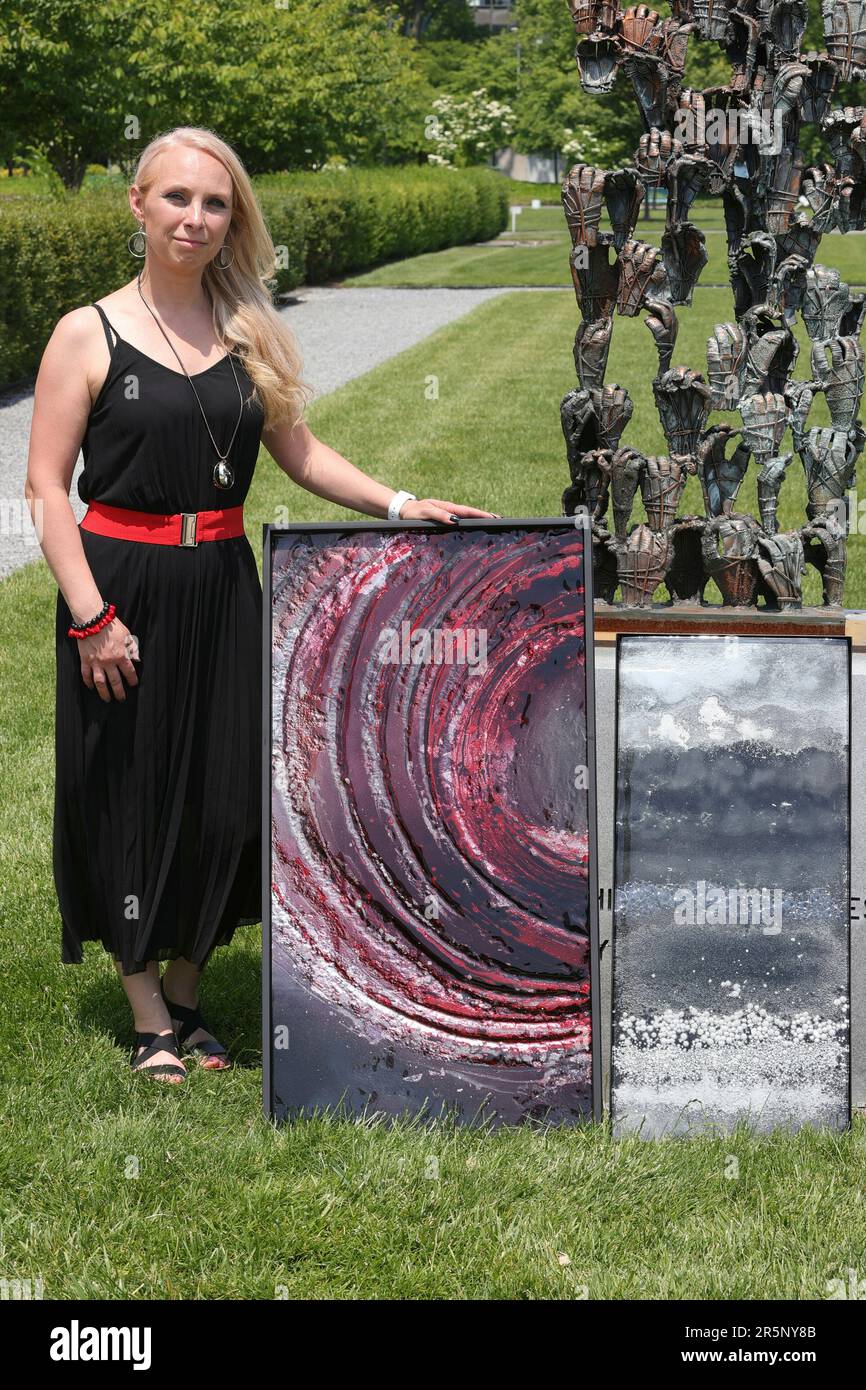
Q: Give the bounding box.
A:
[179,513,198,547]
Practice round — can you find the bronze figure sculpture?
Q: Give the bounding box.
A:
[561,0,866,608]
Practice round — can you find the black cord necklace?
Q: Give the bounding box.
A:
[136,269,244,490]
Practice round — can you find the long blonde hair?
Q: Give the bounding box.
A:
[132,125,314,430]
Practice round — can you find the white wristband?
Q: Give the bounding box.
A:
[387,489,416,521]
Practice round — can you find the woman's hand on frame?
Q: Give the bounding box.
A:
[398,497,502,525]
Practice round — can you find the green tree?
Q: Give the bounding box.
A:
[0,0,432,188]
[509,0,640,165]
[369,1,478,41]
[168,0,430,170]
[0,0,137,188]
[411,0,639,167]
[415,32,521,102]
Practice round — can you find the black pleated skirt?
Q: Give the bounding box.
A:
[54,526,262,976]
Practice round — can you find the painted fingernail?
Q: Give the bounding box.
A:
[448,515,460,524]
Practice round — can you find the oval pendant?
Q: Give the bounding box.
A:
[213,458,234,490]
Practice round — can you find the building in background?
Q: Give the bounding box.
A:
[491,149,561,183]
[468,1,515,30]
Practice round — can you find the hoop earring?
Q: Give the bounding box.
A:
[214,242,235,269]
[128,224,147,258]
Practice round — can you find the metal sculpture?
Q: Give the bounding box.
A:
[561,0,866,608]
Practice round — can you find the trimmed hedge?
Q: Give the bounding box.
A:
[0,167,509,388]
[256,167,509,282]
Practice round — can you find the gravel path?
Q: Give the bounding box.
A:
[0,284,521,580]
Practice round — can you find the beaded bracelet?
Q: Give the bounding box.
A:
[68,600,116,640]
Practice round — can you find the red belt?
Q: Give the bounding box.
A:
[79,500,245,548]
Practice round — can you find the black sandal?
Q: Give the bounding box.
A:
[160,978,230,1067]
[131,1029,187,1082]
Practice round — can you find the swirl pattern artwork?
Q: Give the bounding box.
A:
[264,521,601,1127]
[562,0,866,609]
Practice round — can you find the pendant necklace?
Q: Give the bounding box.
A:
[136,268,244,490]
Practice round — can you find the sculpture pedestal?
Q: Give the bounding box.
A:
[594,602,847,637]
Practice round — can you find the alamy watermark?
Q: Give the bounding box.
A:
[49,1321,151,1368]
[1,497,43,546]
[674,881,783,934]
[1,1276,44,1299]
[377,620,488,675]
[826,1267,866,1299]
[825,492,866,535]
[674,106,785,157]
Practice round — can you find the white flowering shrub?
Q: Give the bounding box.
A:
[426,88,516,169]
[561,125,606,166]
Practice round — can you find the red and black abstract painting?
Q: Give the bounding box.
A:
[263,519,600,1127]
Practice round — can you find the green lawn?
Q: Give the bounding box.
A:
[2,290,865,1298]
[346,204,866,289]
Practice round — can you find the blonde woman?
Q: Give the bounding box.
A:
[24,126,497,1083]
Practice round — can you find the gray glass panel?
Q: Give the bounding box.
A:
[612,634,851,1138]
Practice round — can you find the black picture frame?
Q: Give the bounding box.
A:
[262,516,601,1127]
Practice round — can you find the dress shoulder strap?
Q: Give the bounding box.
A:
[91,302,119,353]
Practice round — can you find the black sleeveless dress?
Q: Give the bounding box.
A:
[54,302,266,975]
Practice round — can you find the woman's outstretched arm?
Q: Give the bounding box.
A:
[261,416,499,525]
